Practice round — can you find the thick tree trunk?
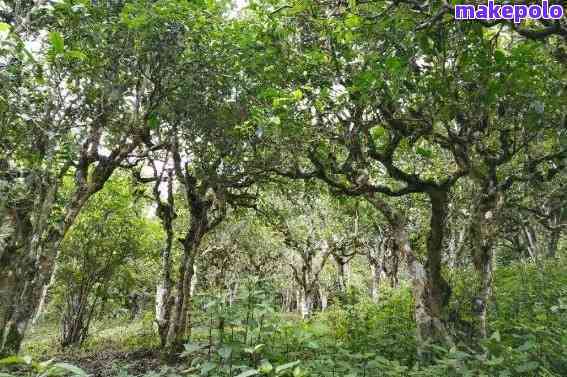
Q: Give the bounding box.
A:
[470,181,503,339]
[0,175,61,355]
[367,194,452,356]
[165,210,207,350]
[1,138,137,355]
[1,191,90,355]
[166,248,195,349]
[424,190,452,335]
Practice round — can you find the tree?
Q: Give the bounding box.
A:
[245,1,566,351]
[0,0,189,354]
[54,175,160,347]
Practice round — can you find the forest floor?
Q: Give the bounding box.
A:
[22,312,308,376]
[17,260,567,376]
[23,317,165,376]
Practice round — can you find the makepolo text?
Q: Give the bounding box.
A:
[454,0,564,23]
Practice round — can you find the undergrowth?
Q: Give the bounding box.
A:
[4,259,566,376]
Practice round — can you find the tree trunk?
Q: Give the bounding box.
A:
[367,194,452,356]
[152,168,176,347]
[424,190,452,335]
[523,224,538,260]
[335,257,347,293]
[165,211,206,350]
[166,248,195,349]
[190,263,198,297]
[228,281,238,306]
[299,288,313,319]
[319,285,328,311]
[155,229,174,347]
[470,181,503,339]
[1,141,136,355]
[369,263,381,304]
[547,225,560,258]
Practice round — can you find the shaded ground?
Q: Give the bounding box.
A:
[21,315,176,376]
[62,348,163,377]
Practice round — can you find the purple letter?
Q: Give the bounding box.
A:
[529,4,542,18]
[549,5,564,19]
[500,4,513,19]
[477,5,489,19]
[541,0,549,18]
[455,4,476,19]
[514,5,528,23]
[488,0,501,19]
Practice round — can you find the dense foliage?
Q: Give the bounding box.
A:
[0,0,565,375]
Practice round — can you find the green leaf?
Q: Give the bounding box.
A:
[0,355,32,366]
[494,50,506,65]
[147,113,159,129]
[416,147,432,158]
[517,340,535,352]
[305,340,319,349]
[0,22,10,38]
[37,358,56,369]
[49,31,65,53]
[268,116,281,125]
[218,346,232,360]
[515,361,539,373]
[65,50,87,61]
[49,362,88,376]
[485,356,504,366]
[291,89,303,101]
[259,360,273,373]
[290,0,309,15]
[275,361,300,374]
[245,344,265,354]
[385,57,404,73]
[234,369,259,377]
[200,361,217,374]
[345,14,361,28]
[490,330,501,342]
[254,344,265,352]
[180,342,204,356]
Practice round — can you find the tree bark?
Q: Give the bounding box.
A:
[299,288,313,319]
[1,136,139,355]
[367,194,452,356]
[547,225,560,258]
[165,205,208,350]
[424,190,452,332]
[334,256,348,293]
[469,181,503,339]
[369,263,381,304]
[166,244,196,349]
[319,285,328,311]
[155,226,174,347]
